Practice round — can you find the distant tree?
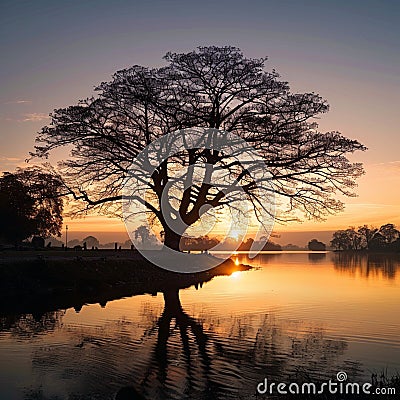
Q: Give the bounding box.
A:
[99,242,118,249]
[181,235,219,251]
[332,223,400,252]
[67,239,81,247]
[238,237,281,251]
[45,237,64,247]
[367,224,399,251]
[238,238,254,251]
[33,46,366,251]
[134,225,151,247]
[82,235,100,248]
[262,241,282,251]
[283,243,302,250]
[331,230,350,250]
[124,239,134,248]
[308,239,326,251]
[330,228,361,250]
[357,225,378,250]
[0,167,63,244]
[348,227,363,250]
[368,233,386,251]
[378,223,399,244]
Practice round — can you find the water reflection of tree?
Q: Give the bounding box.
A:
[1,262,365,399]
[333,253,400,280]
[308,253,327,263]
[0,310,65,338]
[140,289,214,399]
[20,292,360,400]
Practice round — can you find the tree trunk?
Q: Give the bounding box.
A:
[163,228,182,251]
[162,289,183,316]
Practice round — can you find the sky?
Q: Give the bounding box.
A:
[0,0,399,245]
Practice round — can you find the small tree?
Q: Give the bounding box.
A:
[82,235,100,248]
[0,167,63,244]
[379,223,399,244]
[308,239,326,251]
[134,225,153,248]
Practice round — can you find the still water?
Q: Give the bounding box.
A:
[0,252,399,399]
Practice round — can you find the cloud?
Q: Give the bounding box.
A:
[371,161,400,171]
[0,157,23,162]
[3,100,32,104]
[0,156,26,172]
[347,203,395,208]
[22,113,49,122]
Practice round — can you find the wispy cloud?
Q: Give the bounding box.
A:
[3,100,32,105]
[0,156,26,172]
[0,157,23,162]
[22,113,49,122]
[0,112,50,122]
[371,160,400,170]
[346,203,396,209]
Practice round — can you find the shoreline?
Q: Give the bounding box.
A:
[0,250,251,316]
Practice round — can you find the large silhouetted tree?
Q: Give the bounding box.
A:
[32,46,366,250]
[0,167,63,244]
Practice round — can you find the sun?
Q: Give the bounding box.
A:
[230,271,242,279]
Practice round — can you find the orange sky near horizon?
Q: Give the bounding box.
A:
[58,160,400,242]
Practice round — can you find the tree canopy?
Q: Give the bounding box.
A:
[308,239,326,251]
[0,167,64,244]
[32,46,366,251]
[331,224,400,251]
[82,235,100,249]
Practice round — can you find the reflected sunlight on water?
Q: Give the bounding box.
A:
[0,252,399,399]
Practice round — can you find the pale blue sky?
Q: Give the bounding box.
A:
[1,0,399,166]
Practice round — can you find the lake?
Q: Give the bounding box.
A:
[0,252,399,399]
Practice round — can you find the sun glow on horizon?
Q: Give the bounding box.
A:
[230,270,241,279]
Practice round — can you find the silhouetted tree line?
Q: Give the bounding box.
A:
[162,233,282,251]
[180,235,219,251]
[237,237,282,251]
[331,224,400,251]
[65,235,100,250]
